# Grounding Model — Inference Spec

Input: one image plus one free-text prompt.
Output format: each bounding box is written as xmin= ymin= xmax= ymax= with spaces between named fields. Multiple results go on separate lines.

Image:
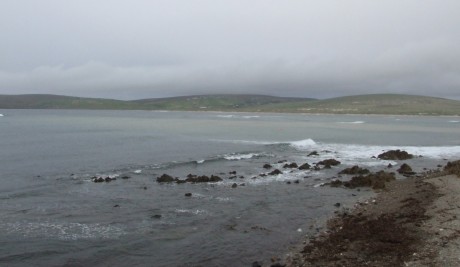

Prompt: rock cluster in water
xmin=330 ymin=171 xmax=396 ymax=189
xmin=377 ymin=149 xmax=414 ymax=160
xmin=156 ymin=173 xmax=223 ymax=184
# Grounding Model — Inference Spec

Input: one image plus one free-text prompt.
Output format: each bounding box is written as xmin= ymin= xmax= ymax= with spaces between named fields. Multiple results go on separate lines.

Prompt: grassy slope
xmin=1 ymin=93 xmax=459 ymax=115
xmin=246 ymin=94 xmax=460 ymax=115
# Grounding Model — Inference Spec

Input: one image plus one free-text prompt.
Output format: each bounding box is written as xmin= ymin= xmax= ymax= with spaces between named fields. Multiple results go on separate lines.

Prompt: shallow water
xmin=0 ymin=110 xmax=459 ymax=266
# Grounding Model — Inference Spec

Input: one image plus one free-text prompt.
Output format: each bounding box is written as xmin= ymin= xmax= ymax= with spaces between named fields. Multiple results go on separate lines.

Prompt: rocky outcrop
xmin=330 ymin=171 xmax=396 ymax=190
xmin=317 ymin=159 xmax=341 ymax=167
xmin=283 ymin=162 xmax=298 ymax=168
xmin=397 ymin=163 xmax=415 ymax=176
xmin=263 ymin=163 xmax=272 ymax=169
xmin=298 ymin=163 xmax=311 ymax=170
xmin=378 ymin=150 xmax=414 ymax=160
xmin=444 ymin=160 xmax=460 ymax=177
xmin=268 ymin=169 xmax=282 ymax=175
xmin=92 ymin=176 xmax=117 ymax=183
xmin=156 ymin=174 xmax=175 ymax=183
xmin=339 ymin=165 xmax=370 ymax=175
xmin=308 ymin=151 xmax=319 ymax=156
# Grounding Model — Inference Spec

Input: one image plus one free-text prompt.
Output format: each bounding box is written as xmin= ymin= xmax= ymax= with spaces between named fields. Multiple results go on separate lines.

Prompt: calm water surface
xmin=0 ymin=110 xmax=459 ymax=266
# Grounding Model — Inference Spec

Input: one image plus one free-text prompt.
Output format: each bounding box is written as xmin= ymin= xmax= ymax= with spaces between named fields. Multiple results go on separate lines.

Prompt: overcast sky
xmin=1 ymin=0 xmax=459 ymax=100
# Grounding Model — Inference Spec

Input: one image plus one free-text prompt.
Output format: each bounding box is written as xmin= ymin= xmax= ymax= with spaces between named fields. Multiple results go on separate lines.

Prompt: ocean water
xmin=0 ymin=110 xmax=459 ymax=266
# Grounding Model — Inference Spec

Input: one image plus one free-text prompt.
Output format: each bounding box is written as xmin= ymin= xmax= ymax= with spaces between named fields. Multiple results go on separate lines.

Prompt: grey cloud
xmin=1 ymin=0 xmax=459 ymax=99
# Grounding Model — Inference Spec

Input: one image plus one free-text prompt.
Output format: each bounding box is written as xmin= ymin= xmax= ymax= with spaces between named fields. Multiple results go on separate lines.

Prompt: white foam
xmin=175 ymin=209 xmax=208 ymax=215
xmin=216 ymin=115 xmax=234 ymax=118
xmin=241 ymin=115 xmax=260 ymax=119
xmin=337 ymin=121 xmax=365 ymax=124
xmin=133 ymin=170 xmax=142 ymax=174
xmin=0 ymin=114 xmax=4 ymax=117
xmin=3 ymin=222 xmax=125 ymax=240
xmin=224 ymin=153 xmax=259 ymax=160
xmin=449 ymin=120 xmax=459 ymax=123
xmin=289 ymin=139 xmax=317 ymax=149
xmin=196 ymin=159 xmax=205 ymax=164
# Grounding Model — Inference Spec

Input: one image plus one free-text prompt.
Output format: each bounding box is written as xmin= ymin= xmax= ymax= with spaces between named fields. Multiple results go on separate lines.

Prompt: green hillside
xmin=1 ymin=93 xmax=459 ymax=115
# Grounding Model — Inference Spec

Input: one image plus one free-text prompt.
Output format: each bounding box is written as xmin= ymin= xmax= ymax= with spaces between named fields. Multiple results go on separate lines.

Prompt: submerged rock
xmin=317 ymin=159 xmax=341 ymax=166
xmin=378 ymin=150 xmax=414 ymax=160
xmin=339 ymin=165 xmax=370 ymax=175
xmin=308 ymin=151 xmax=319 ymax=156
xmin=185 ymin=193 xmax=192 ymax=197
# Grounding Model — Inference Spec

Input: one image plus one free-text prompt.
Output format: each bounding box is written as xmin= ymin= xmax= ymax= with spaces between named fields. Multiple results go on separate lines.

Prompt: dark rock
xmin=175 ymin=179 xmax=187 ymax=184
xmin=397 ymin=163 xmax=415 ymax=175
xmin=113 ymin=204 xmax=120 ymax=208
xmin=268 ymin=169 xmax=282 ymax=175
xmin=231 ymin=183 xmax=238 ymax=188
xmin=277 ymin=160 xmax=287 ymax=163
xmin=185 ymin=193 xmax=192 ymax=197
xmin=259 ymin=173 xmax=267 ymax=177
xmin=229 ymin=176 xmax=236 ymax=179
xmin=388 ymin=163 xmax=393 ymax=168
xmin=444 ymin=160 xmax=460 ymax=177
xmin=185 ymin=175 xmax=223 ymax=183
xmin=343 ymin=171 xmax=396 ymax=189
xmin=298 ymin=163 xmax=311 ymax=170
xmin=156 ymin=174 xmax=175 ymax=183
xmin=105 ymin=177 xmax=114 ymax=182
xmin=317 ymin=159 xmax=341 ymax=166
xmin=323 ymin=164 xmax=332 ymax=169
xmin=286 ymin=181 xmax=291 ymax=184
xmin=334 ymin=202 xmax=341 ymax=207
xmin=210 ymin=175 xmax=222 ymax=182
xmin=229 ymin=171 xmax=237 ymax=175
xmin=329 ymin=180 xmax=343 ymax=187
xmin=308 ymin=151 xmax=319 ymax=156
xmin=270 ymin=263 xmax=286 ymax=267
xmin=283 ymin=162 xmax=298 ymax=168
xmin=378 ymin=150 xmax=414 ymax=160
xmin=143 ymin=186 xmax=147 ymax=190
xmin=263 ymin=163 xmax=272 ymax=169
xmin=294 ymin=180 xmax=300 ymax=184
xmin=339 ymin=165 xmax=370 ymax=175
xmin=121 ymin=175 xmax=131 ymax=179
xmin=252 ymin=261 xmax=262 ymax=267
xmin=313 ymin=166 xmax=321 ymax=171
xmin=151 ymin=214 xmax=162 ymax=219
xmin=239 ymin=176 xmax=245 ymax=179
xmin=239 ymin=183 xmax=245 ymax=186
xmin=93 ymin=177 xmax=105 ymax=183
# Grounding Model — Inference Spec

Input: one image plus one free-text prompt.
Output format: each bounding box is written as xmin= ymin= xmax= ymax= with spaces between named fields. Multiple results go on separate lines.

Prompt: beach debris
xmin=298 ymin=163 xmax=311 ymax=170
xmin=339 ymin=165 xmax=370 ymax=175
xmin=378 ymin=149 xmax=414 ymax=160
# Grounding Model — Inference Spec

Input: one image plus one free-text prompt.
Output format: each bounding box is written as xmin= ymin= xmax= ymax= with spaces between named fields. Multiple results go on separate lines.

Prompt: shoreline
xmin=280 ymin=165 xmax=460 ymax=267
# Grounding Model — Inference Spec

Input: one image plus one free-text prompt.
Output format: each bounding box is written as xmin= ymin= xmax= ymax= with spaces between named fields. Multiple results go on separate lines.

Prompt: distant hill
xmin=1 ymin=93 xmax=459 ymax=115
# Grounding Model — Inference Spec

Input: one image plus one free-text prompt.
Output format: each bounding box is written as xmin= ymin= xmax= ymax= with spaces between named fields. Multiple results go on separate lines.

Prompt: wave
xmin=0 ymin=114 xmax=4 ymax=117
xmin=337 ymin=121 xmax=365 ymax=124
xmin=448 ymin=120 xmax=459 ymax=123
xmin=223 ymin=153 xmax=260 ymax=160
xmin=215 ymin=115 xmax=260 ymax=119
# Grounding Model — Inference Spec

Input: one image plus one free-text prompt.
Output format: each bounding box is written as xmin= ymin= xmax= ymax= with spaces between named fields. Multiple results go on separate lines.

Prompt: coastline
xmin=281 ymin=166 xmax=460 ymax=267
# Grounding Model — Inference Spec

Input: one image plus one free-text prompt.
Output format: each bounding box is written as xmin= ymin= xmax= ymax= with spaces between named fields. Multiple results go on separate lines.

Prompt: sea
xmin=0 ymin=109 xmax=459 ymax=267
